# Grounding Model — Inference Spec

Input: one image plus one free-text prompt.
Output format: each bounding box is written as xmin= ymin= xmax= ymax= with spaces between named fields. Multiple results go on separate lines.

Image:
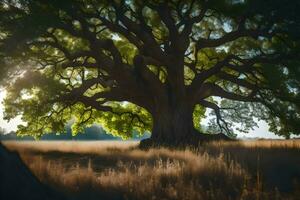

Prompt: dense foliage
xmin=0 ymin=0 xmax=299 ymax=140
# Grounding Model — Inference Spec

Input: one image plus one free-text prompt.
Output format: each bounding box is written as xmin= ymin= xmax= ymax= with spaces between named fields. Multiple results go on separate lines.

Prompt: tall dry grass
xmin=3 ymin=140 xmax=300 ymax=200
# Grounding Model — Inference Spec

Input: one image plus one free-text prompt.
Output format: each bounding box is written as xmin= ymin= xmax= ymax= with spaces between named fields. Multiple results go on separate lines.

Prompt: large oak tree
xmin=0 ymin=0 xmax=299 ymax=146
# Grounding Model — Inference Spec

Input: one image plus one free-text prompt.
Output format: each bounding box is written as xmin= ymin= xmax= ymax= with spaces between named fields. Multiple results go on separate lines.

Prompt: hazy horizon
xmin=0 ymin=90 xmax=283 ymax=139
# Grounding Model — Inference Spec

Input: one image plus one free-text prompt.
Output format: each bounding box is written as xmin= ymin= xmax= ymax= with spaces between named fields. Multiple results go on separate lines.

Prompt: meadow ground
xmin=2 ymin=140 xmax=300 ymax=200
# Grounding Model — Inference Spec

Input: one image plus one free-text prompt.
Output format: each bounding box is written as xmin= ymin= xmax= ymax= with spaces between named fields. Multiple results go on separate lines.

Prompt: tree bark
xmin=139 ymin=101 xmax=234 ymax=148
xmin=140 ymin=102 xmax=205 ymax=148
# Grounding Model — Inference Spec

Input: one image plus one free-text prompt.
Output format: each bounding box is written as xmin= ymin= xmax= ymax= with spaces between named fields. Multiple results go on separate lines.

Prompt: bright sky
xmin=0 ymin=90 xmax=283 ymax=138
xmin=0 ymin=90 xmax=24 ymax=132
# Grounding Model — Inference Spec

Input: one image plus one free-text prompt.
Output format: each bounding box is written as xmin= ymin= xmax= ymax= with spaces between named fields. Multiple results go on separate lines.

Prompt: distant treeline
xmin=0 ymin=125 xmax=150 ymax=141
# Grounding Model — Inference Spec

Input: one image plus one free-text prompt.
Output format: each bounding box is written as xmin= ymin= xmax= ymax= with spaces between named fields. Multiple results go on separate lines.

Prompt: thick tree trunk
xmin=140 ymin=103 xmax=205 ymax=148
xmin=152 ymin=106 xmax=196 ymax=143
xmin=139 ymin=103 xmax=233 ymax=149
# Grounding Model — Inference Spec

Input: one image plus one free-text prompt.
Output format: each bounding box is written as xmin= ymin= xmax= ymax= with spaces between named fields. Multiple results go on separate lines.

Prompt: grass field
xmin=3 ymin=140 xmax=300 ymax=200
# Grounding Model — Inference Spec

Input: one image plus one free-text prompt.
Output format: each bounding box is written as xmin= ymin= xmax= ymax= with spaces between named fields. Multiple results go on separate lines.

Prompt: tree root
xmin=139 ymin=132 xmax=234 ymax=149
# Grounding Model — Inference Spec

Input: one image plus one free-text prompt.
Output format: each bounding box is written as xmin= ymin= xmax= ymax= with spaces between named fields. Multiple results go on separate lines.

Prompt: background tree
xmin=0 ymin=127 xmax=6 ymax=135
xmin=0 ymin=0 xmax=299 ymax=145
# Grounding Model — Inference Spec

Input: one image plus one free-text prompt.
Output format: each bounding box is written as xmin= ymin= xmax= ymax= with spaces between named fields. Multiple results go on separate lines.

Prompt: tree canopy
xmin=0 ymin=0 xmax=299 ymax=142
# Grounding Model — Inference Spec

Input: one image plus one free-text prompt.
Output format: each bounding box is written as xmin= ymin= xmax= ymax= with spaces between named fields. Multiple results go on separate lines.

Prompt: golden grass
xmin=3 ymin=141 xmax=139 ymax=154
xmin=3 ymin=140 xmax=300 ymax=200
xmin=207 ymin=139 xmax=300 ymax=149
